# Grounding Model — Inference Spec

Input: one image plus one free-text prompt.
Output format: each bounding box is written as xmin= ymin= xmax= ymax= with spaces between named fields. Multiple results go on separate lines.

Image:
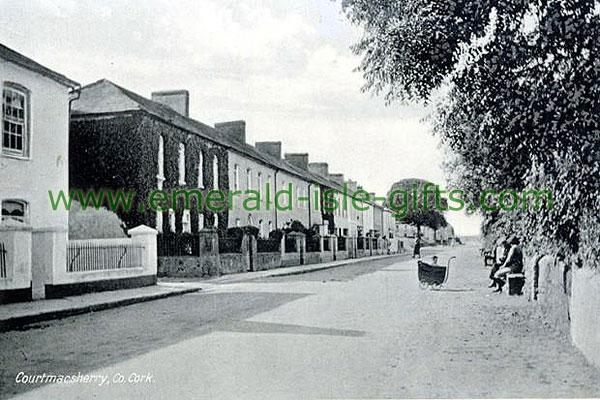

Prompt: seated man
xmin=431 ymin=255 xmax=440 ymax=266
xmin=489 ymin=239 xmax=509 ymax=288
xmin=493 ymin=236 xmax=523 ymax=292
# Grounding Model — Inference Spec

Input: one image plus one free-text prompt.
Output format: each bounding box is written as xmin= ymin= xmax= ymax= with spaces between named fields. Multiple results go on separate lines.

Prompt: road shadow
xmin=222 ymin=320 xmax=366 ymax=337
xmin=0 ymin=291 xmax=309 ymax=398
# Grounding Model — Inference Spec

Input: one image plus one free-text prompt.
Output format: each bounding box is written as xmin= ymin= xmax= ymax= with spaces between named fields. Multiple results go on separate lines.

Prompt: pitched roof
xmin=0 ymin=43 xmax=79 ymax=88
xmin=72 ymin=79 xmax=343 ymax=190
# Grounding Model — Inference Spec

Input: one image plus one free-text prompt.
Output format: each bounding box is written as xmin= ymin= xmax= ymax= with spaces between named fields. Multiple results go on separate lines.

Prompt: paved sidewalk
xmin=0 ymin=284 xmax=200 ymax=332
xmin=0 ymin=253 xmax=405 ymax=332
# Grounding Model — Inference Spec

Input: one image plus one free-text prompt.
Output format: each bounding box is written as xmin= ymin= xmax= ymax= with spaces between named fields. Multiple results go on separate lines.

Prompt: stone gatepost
xmin=129 ymin=225 xmax=158 ymax=276
xmin=198 ymin=228 xmax=220 ymax=276
xmin=0 ymin=221 xmax=33 ymax=302
xmin=31 ymin=227 xmax=67 ymax=300
xmin=247 ymin=234 xmax=257 ymax=272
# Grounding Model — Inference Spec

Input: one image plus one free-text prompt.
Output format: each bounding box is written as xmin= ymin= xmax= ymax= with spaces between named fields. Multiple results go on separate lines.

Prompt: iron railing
xmin=257 ymin=239 xmax=280 ymax=253
xmin=158 ymin=234 xmax=200 ymax=256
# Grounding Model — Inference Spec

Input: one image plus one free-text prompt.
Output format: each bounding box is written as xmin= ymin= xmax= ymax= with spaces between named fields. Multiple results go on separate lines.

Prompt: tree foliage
xmin=386 ymin=178 xmax=448 ymax=233
xmin=342 ymin=0 xmax=600 ymax=267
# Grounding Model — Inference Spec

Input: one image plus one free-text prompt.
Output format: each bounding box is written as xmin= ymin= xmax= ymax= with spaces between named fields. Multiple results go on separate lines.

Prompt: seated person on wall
xmin=492 ymin=236 xmax=523 ymax=293
xmin=431 ymin=255 xmax=440 ymax=266
xmin=488 ymin=238 xmax=510 ymax=289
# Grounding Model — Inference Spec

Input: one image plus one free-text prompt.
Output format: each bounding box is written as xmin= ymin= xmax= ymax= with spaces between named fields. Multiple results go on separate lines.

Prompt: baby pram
xmin=418 ymin=256 xmax=456 ymax=289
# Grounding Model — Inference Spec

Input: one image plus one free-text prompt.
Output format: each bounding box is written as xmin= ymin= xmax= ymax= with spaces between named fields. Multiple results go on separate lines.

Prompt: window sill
xmin=1 ymin=152 xmax=31 ymax=161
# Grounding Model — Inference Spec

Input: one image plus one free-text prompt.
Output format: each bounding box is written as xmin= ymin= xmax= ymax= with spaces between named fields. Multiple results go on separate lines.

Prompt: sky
xmin=0 ymin=0 xmax=481 ymax=236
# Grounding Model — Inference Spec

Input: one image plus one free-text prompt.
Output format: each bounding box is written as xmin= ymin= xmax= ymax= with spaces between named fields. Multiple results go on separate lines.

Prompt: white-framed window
xmin=213 ymin=155 xmax=219 ymax=189
xmin=168 ymin=209 xmax=176 ymax=232
xmin=268 ymin=221 xmax=273 ymax=233
xmin=214 ymin=213 xmax=219 ymax=228
xmin=157 ymin=135 xmax=165 ymax=179
xmin=234 ymin=164 xmax=239 ymax=190
xmin=2 ymin=84 xmax=29 ymax=158
xmin=257 ymin=172 xmax=262 ymax=199
xmin=182 ymin=209 xmax=191 ymax=233
xmin=246 ymin=168 xmax=252 ymax=190
xmin=178 ymin=143 xmax=186 ymax=185
xmin=248 ymin=214 xmax=253 ymax=226
xmin=198 ymin=213 xmax=204 ymax=231
xmin=156 ymin=210 xmax=163 ymax=232
xmin=1 ymin=199 xmax=28 ymax=224
xmin=259 ymin=219 xmax=264 ymax=237
xmin=198 ymin=151 xmax=204 ymax=188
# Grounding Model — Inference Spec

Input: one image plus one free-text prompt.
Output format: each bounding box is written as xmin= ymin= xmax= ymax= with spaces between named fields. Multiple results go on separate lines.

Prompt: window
xmin=213 ymin=156 xmax=219 ymax=189
xmin=259 ymin=219 xmax=264 ymax=238
xmin=198 ymin=151 xmax=204 ymax=188
xmin=235 ymin=218 xmax=241 ymax=227
xmin=248 ymin=214 xmax=253 ymax=226
xmin=182 ymin=210 xmax=191 ymax=233
xmin=168 ymin=209 xmax=176 ymax=232
xmin=178 ymin=143 xmax=186 ymax=185
xmin=2 ymin=85 xmax=29 ymax=157
xmin=213 ymin=213 xmax=219 ymax=228
xmin=198 ymin=213 xmax=204 ymax=231
xmin=234 ymin=164 xmax=239 ymax=190
xmin=158 ymin=136 xmax=165 ymax=179
xmin=266 ymin=175 xmax=272 ymax=203
xmin=246 ymin=168 xmax=252 ymax=190
xmin=257 ymin=172 xmax=262 ymax=199
xmin=1 ymin=199 xmax=28 ymax=224
xmin=156 ymin=210 xmax=163 ymax=232
xmin=268 ymin=221 xmax=273 ymax=233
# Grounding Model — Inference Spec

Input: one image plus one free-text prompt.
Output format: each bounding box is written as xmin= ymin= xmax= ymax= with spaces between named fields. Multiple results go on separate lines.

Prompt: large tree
xmin=342 ymin=0 xmax=600 ymax=266
xmin=386 ymin=178 xmax=448 ymax=237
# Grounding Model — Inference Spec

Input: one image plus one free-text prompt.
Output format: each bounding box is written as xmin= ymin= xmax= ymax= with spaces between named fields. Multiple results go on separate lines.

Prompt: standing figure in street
xmin=413 ymin=236 xmax=422 ymax=259
xmin=493 ymin=236 xmax=523 ymax=292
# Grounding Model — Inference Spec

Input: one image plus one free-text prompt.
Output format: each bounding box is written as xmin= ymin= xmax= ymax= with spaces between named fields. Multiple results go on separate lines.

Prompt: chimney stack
xmin=151 ymin=90 xmax=189 ymax=117
xmin=284 ymin=153 xmax=309 ymax=170
xmin=256 ymin=141 xmax=282 ymax=159
xmin=215 ymin=120 xmax=246 ymax=143
xmin=346 ymin=180 xmax=358 ymax=192
xmin=329 ymin=173 xmax=344 ymax=187
xmin=308 ymin=162 xmax=329 ymax=178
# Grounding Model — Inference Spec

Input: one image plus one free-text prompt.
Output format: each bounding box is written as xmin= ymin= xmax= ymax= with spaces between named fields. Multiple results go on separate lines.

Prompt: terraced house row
xmin=0 ymin=43 xmax=455 ymax=303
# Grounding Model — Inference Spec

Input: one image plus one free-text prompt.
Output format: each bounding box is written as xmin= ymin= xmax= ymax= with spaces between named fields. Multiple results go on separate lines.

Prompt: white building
xmin=0 ymin=43 xmax=79 ymax=303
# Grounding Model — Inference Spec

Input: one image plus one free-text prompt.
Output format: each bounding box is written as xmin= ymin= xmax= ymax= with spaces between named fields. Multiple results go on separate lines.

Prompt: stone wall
xmin=570 ymin=268 xmax=600 ymax=369
xmin=255 ymin=252 xmax=281 ymax=271
xmin=220 ymin=253 xmax=248 ymax=275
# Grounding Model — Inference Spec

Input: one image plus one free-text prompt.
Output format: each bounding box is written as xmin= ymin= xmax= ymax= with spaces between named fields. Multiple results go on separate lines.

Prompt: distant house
xmin=0 ymin=43 xmax=79 ymax=303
